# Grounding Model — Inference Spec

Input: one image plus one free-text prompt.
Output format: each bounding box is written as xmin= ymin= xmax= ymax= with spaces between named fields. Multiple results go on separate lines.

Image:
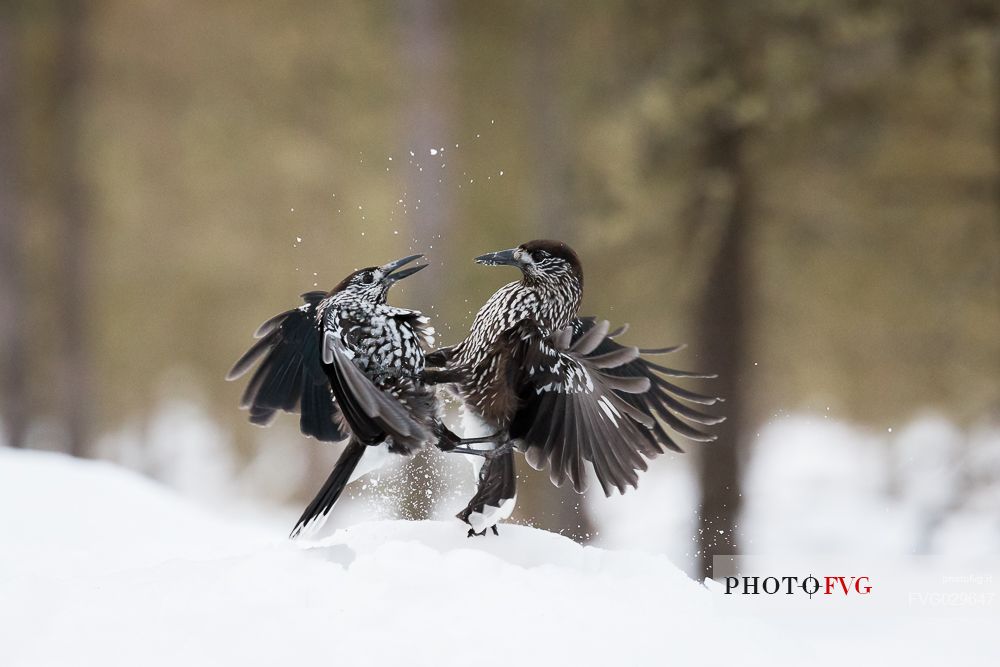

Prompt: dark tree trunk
xmin=0 ymin=8 xmax=29 ymax=449
xmin=694 ymin=122 xmax=751 ymax=581
xmin=692 ymin=3 xmax=760 ymax=581
xmin=53 ymin=0 xmax=92 ymax=458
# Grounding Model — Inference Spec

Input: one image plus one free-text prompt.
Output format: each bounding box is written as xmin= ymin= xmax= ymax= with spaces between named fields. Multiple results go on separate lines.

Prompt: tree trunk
xmin=0 ymin=8 xmax=29 ymax=449
xmin=995 ymin=19 xmax=1000 ymax=240
xmin=694 ymin=121 xmax=751 ymax=580
xmin=510 ymin=3 xmax=596 ymax=543
xmin=526 ymin=3 xmax=571 ymax=240
xmin=692 ymin=3 xmax=760 ymax=582
xmin=53 ymin=0 xmax=92 ymax=458
xmin=396 ymin=0 xmax=454 ymax=519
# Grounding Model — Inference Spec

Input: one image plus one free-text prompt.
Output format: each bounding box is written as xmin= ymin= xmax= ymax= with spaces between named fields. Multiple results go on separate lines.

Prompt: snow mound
xmin=1 ymin=449 xmax=995 ymax=666
xmin=0 ymin=449 xmax=715 ymax=666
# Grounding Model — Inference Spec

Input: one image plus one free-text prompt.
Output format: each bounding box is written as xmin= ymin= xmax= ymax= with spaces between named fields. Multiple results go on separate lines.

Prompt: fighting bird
xmin=227 ymin=254 xmax=487 ymax=537
xmin=425 ymin=240 xmax=723 ymax=535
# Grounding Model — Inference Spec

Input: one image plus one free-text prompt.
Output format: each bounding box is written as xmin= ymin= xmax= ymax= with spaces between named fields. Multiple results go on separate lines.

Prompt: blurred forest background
xmin=1 ymin=0 xmax=998 ymax=579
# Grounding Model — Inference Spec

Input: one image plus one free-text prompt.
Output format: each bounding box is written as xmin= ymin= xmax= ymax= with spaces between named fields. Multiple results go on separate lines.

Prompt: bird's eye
xmin=362 ymin=272 xmax=375 ymax=285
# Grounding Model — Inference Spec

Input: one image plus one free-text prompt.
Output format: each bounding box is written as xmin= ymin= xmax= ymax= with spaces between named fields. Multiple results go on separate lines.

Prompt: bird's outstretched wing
xmin=505 ymin=317 xmax=723 ymax=496
xmin=321 ymin=332 xmax=433 ymax=453
xmin=227 ymin=292 xmax=346 ymax=442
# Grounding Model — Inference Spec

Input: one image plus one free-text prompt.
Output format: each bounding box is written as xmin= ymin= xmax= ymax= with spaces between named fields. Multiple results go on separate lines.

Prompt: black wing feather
xmin=227 ymin=293 xmax=346 ymax=442
xmin=321 ymin=332 xmax=431 ymax=453
xmin=290 ymin=438 xmax=366 ymax=539
xmin=506 ymin=317 xmax=723 ymax=496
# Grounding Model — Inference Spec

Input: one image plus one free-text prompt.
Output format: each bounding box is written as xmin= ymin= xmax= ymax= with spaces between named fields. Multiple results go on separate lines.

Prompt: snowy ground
xmin=591 ymin=413 xmax=1000 ymax=567
xmin=2 ymin=447 xmax=997 ymax=666
xmin=85 ymin=402 xmax=1000 ymax=569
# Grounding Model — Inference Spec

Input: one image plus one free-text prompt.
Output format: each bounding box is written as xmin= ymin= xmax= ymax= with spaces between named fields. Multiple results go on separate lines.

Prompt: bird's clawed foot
xmin=467 ymin=525 xmax=501 ymax=538
xmin=432 ymin=423 xmax=504 ymax=453
xmin=450 ymin=440 xmax=513 ymax=460
xmin=458 ymin=433 xmax=503 ymax=445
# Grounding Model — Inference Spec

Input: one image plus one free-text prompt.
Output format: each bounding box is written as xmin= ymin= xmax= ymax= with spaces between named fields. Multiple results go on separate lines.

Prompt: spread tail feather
xmin=290 ymin=439 xmax=366 ymax=539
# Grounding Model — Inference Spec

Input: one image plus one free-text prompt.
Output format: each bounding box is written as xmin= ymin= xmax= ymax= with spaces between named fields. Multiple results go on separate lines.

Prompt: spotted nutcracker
xmin=425 ymin=240 xmax=723 ymax=535
xmin=228 ymin=254 xmax=493 ymax=537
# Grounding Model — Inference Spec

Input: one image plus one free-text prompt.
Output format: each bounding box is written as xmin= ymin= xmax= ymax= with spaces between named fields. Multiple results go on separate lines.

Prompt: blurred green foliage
xmin=3 ymin=0 xmax=998 ymax=458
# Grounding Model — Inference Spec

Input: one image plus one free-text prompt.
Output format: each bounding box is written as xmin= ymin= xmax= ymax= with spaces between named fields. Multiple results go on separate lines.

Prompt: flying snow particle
xmin=295 ymin=237 xmax=302 ymax=243
xmin=430 ymin=148 xmax=438 ymax=156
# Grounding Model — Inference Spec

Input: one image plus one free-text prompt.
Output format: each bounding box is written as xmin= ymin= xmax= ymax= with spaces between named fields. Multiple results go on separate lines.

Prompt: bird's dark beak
xmin=382 ymin=254 xmax=427 ymax=283
xmin=474 ymin=248 xmax=520 ymax=267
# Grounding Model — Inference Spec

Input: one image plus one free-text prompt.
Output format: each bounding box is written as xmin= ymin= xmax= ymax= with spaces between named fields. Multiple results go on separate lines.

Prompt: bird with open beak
xmin=228 ymin=254 xmax=496 ymax=537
